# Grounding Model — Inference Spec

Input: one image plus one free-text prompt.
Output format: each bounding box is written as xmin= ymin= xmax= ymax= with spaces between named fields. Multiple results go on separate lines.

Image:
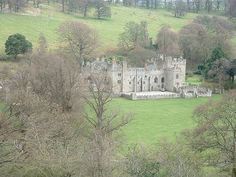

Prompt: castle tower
xmin=164 ymin=57 xmax=186 ymax=92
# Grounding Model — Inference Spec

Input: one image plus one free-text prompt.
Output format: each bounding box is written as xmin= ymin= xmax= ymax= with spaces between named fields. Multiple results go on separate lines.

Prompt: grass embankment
xmin=110 ymin=95 xmax=220 ymax=146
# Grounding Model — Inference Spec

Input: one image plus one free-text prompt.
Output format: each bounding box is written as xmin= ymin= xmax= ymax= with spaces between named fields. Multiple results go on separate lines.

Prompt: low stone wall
xmin=122 ymin=92 xmax=180 ymax=100
xmin=121 ymin=86 xmax=212 ymax=100
xmin=121 ymin=93 xmax=133 ymax=100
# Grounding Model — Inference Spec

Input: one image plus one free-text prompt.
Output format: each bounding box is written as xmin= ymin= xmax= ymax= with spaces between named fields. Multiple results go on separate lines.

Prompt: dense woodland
xmin=0 ymin=0 xmax=236 ymax=176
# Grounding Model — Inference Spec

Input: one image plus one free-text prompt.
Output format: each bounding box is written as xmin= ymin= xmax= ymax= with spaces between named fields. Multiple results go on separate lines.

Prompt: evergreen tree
xmin=5 ymin=33 xmax=32 ymax=58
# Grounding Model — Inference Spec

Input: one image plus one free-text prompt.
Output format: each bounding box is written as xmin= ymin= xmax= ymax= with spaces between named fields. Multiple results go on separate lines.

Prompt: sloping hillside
xmin=0 ymin=5 xmax=199 ymax=53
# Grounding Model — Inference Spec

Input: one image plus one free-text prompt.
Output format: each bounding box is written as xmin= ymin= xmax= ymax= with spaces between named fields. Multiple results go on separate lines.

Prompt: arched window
xmin=154 ymin=77 xmax=158 ymax=83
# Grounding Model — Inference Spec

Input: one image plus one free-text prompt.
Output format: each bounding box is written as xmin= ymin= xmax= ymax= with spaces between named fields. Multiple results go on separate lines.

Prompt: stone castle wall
xmin=82 ymin=56 xmax=187 ymax=95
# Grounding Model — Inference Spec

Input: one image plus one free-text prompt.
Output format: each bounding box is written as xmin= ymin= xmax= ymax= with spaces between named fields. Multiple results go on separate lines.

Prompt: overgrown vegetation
xmin=0 ymin=0 xmax=236 ymax=176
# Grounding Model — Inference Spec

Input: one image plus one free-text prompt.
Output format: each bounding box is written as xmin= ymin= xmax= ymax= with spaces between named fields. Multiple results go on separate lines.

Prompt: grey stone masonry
xmin=82 ymin=55 xmax=187 ymax=95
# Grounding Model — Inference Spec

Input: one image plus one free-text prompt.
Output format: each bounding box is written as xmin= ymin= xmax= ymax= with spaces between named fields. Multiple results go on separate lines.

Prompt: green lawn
xmin=186 ymin=75 xmax=202 ymax=85
xmin=110 ymin=95 xmax=220 ymax=147
xmin=0 ymin=5 xmax=198 ymax=53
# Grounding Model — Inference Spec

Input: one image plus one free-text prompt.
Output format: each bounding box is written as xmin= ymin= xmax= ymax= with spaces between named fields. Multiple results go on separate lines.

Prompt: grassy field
xmin=0 ymin=5 xmax=198 ymax=53
xmin=110 ymin=95 xmax=220 ymax=146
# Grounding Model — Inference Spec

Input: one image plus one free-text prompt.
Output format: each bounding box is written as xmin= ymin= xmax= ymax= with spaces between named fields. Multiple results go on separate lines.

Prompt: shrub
xmin=5 ymin=33 xmax=32 ymax=59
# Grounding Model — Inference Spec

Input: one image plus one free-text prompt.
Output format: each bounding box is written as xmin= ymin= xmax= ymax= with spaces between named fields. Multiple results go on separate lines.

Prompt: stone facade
xmin=82 ymin=55 xmax=186 ymax=95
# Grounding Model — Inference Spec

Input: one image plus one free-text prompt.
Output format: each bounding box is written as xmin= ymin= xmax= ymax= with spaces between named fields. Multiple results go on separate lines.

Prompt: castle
xmin=83 ymin=55 xmax=186 ymax=95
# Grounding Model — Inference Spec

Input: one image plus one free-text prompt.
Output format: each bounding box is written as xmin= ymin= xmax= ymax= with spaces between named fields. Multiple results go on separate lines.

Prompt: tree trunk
xmin=205 ymin=0 xmax=208 ymax=10
xmin=0 ymin=1 xmax=2 ymax=11
xmin=36 ymin=0 xmax=39 ymax=8
xmin=83 ymin=5 xmax=88 ymax=17
xmin=62 ymin=0 xmax=65 ymax=12
xmin=196 ymin=0 xmax=200 ymax=13
xmin=232 ymin=167 xmax=236 ymax=177
xmin=216 ymin=0 xmax=220 ymax=11
xmin=146 ymin=0 xmax=149 ymax=8
xmin=187 ymin=0 xmax=190 ymax=11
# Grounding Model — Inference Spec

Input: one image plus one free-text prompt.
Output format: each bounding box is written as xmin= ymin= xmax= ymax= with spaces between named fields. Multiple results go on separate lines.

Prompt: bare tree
xmin=180 ymin=16 xmax=234 ymax=68
xmin=37 ymin=33 xmax=48 ymax=54
xmin=28 ymin=53 xmax=81 ymax=112
xmin=193 ymin=16 xmax=234 ymax=45
xmin=156 ymin=25 xmax=181 ymax=58
xmin=173 ymin=0 xmax=187 ymax=17
xmin=3 ymin=89 xmax=84 ymax=176
xmin=188 ymin=90 xmax=236 ymax=177
xmin=0 ymin=112 xmax=24 ymax=168
xmin=179 ymin=23 xmax=212 ymax=65
xmin=125 ymin=145 xmax=160 ymax=177
xmin=119 ymin=21 xmax=149 ymax=50
xmin=158 ymin=140 xmax=204 ymax=177
xmin=193 ymin=0 xmax=201 ymax=13
xmin=79 ymin=0 xmax=90 ymax=17
xmin=58 ymin=21 xmax=98 ymax=66
xmin=0 ymin=54 xmax=85 ymax=176
xmin=33 ymin=0 xmax=42 ymax=8
xmin=6 ymin=0 xmax=25 ymax=12
xmin=228 ymin=0 xmax=236 ymax=17
xmin=0 ymin=0 xmax=5 ymax=11
xmin=208 ymin=58 xmax=230 ymax=94
xmin=61 ymin=0 xmax=65 ymax=12
xmin=82 ymin=72 xmax=131 ymax=177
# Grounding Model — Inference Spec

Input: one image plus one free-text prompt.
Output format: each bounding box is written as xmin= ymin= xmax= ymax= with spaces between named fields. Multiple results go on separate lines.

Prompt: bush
xmin=186 ymin=71 xmax=193 ymax=77
xmin=224 ymin=80 xmax=236 ymax=90
xmin=5 ymin=33 xmax=32 ymax=59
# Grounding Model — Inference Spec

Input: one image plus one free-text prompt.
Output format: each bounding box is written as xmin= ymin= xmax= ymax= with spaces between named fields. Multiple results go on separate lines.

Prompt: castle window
xmin=129 ymin=81 xmax=131 ymax=85
xmin=176 ymin=74 xmax=179 ymax=79
xmin=118 ymin=73 xmax=121 ymax=77
xmin=161 ymin=77 xmax=165 ymax=83
xmin=143 ymin=81 xmax=145 ymax=84
xmin=154 ymin=77 xmax=158 ymax=83
xmin=117 ymin=80 xmax=121 ymax=84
